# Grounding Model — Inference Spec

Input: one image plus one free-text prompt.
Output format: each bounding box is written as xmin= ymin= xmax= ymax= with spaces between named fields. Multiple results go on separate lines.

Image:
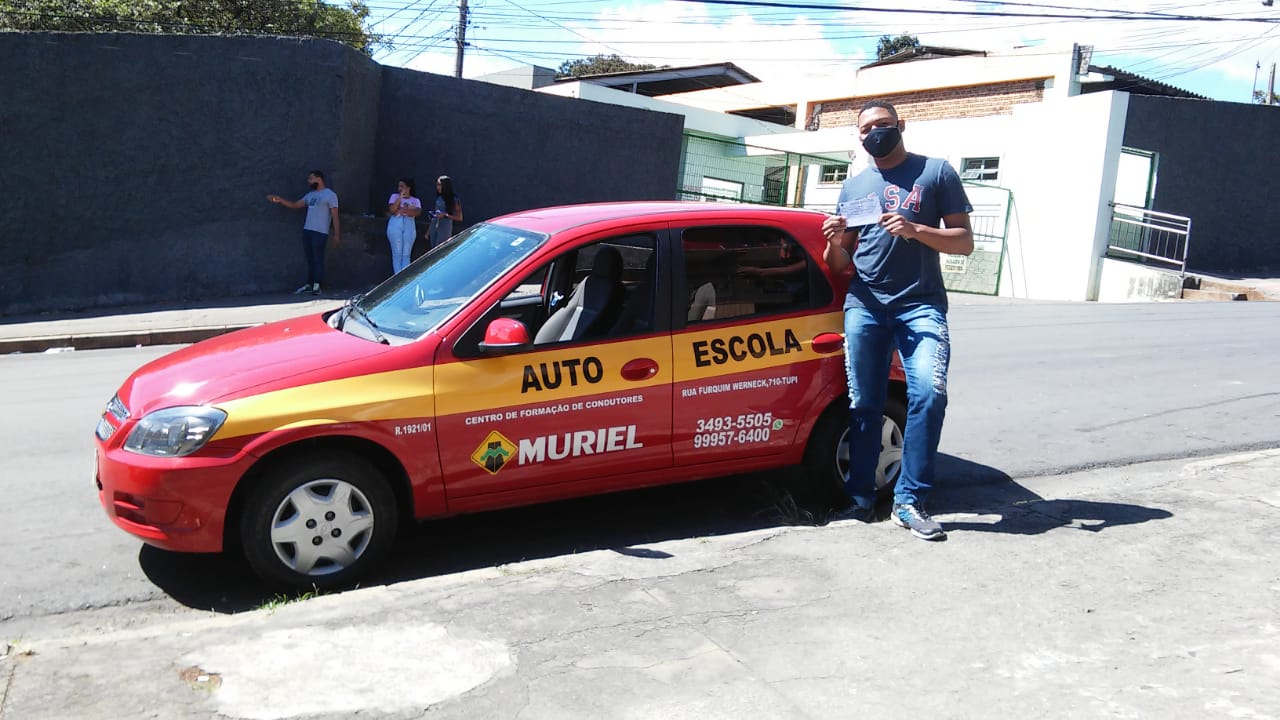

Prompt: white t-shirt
xmin=388 ymin=194 xmax=422 ymax=217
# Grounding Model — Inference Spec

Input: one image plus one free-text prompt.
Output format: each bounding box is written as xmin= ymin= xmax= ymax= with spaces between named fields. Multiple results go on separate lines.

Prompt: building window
xmin=960 ymin=157 xmax=999 ymax=182
xmin=819 ymin=164 xmax=849 ymax=184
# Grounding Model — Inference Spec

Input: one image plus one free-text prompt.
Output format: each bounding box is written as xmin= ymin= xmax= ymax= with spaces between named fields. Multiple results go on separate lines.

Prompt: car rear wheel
xmin=798 ymin=395 xmax=907 ymax=509
xmin=240 ymin=453 xmax=397 ymax=590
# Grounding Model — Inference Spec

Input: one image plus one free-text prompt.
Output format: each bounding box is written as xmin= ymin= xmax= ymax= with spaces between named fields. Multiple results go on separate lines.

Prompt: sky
xmin=359 ymin=0 xmax=1280 ymax=104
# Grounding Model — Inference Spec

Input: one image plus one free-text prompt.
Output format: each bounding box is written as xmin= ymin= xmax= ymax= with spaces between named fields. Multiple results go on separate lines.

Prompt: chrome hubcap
xmin=268 ymin=479 xmax=375 ymax=576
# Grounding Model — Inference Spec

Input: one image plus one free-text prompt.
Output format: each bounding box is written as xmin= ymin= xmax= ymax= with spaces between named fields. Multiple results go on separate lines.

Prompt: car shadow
xmin=138 ymin=469 xmax=821 ymax=613
xmin=138 ymin=453 xmax=1172 ymax=612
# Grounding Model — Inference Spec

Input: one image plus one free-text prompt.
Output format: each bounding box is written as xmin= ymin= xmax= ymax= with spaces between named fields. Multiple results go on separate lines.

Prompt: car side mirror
xmin=478 ymin=317 xmax=532 ymax=355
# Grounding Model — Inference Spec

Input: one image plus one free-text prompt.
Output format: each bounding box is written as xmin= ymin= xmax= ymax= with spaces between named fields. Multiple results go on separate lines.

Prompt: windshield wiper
xmin=341 ymin=293 xmax=388 ymax=345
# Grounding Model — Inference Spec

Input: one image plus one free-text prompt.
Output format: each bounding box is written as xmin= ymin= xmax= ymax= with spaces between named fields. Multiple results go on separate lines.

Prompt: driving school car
xmin=94 ymin=201 xmax=906 ymax=589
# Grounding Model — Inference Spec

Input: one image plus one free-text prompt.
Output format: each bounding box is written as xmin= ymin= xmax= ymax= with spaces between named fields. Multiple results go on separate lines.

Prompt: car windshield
xmin=346 ymin=222 xmax=548 ymax=343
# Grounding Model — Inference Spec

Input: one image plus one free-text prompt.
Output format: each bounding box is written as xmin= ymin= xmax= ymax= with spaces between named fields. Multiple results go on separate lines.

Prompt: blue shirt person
xmin=821 ymin=100 xmax=973 ymax=541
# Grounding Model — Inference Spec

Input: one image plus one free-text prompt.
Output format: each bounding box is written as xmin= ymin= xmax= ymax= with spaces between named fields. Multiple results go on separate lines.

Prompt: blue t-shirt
xmin=836 ymin=153 xmax=972 ymax=311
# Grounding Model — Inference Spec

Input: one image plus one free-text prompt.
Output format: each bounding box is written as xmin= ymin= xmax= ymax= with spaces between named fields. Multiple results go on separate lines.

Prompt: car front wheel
xmin=240 ymin=453 xmax=397 ymax=590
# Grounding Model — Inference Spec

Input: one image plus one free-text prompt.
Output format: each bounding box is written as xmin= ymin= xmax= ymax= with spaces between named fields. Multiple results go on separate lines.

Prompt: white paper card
xmin=837 ymin=195 xmax=882 ymax=226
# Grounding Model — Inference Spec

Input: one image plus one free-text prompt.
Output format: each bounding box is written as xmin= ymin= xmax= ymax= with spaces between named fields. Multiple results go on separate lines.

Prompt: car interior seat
xmin=535 ymin=246 xmax=626 ymax=343
xmin=610 ymin=252 xmax=656 ymax=334
xmin=687 ymin=281 xmax=716 ymax=322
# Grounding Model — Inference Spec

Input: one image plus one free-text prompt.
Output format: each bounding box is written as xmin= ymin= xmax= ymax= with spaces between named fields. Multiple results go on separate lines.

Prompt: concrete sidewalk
xmin=0 ymin=295 xmax=343 ymax=354
xmin=2 ymin=273 xmax=1277 ymax=355
xmin=3 ymin=449 xmax=1278 ymax=719
xmin=2 ymin=272 xmax=1269 ymax=353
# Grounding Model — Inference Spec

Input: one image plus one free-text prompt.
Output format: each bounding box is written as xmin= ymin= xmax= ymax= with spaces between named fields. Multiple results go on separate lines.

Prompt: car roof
xmin=488 ymin=201 xmax=827 ymax=236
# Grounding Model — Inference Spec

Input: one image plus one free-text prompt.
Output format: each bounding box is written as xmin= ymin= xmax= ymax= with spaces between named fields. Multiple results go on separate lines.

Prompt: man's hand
xmin=822 ymin=214 xmax=847 ymax=242
xmin=878 ymin=213 xmax=919 ymax=240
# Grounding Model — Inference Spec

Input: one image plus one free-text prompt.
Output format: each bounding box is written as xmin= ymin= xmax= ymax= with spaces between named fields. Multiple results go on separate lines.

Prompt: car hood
xmin=117 ymin=313 xmax=392 ymax=416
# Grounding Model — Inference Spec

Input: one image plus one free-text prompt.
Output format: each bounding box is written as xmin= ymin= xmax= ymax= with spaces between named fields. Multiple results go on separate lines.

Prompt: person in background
xmin=426 ymin=175 xmax=463 ymax=249
xmin=386 ymin=177 xmax=421 ymax=274
xmin=821 ymin=99 xmax=974 ymax=541
xmin=267 ymin=170 xmax=340 ymax=296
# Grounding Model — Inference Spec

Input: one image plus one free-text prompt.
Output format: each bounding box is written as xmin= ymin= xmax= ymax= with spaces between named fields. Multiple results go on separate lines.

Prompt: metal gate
xmin=940 ymin=183 xmax=1011 ymax=296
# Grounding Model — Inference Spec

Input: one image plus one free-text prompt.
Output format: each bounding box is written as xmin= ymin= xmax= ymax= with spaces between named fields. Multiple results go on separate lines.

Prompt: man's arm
xmin=821 ymin=215 xmax=858 ymax=272
xmin=329 ymin=206 xmax=341 ymax=245
xmin=267 ymin=194 xmax=305 ymax=209
xmin=879 ymin=211 xmax=974 ymax=256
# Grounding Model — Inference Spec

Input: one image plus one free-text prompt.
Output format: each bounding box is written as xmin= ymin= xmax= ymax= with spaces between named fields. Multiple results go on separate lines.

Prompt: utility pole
xmin=454 ymin=0 xmax=468 ymax=79
xmin=1268 ymin=62 xmax=1276 ymax=105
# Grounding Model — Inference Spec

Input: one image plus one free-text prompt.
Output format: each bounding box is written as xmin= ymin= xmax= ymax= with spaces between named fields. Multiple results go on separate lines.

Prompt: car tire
xmin=240 ymin=453 xmax=398 ymax=590
xmin=798 ymin=394 xmax=907 ymax=509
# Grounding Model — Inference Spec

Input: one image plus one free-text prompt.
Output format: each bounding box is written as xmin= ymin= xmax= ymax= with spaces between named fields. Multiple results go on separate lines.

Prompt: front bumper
xmin=94 ymin=442 xmax=254 ymax=553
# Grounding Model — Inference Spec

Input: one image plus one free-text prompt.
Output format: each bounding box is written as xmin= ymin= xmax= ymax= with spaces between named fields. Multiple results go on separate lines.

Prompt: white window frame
xmin=817 ymin=164 xmax=849 ymax=185
xmin=960 ymin=157 xmax=1000 ymax=182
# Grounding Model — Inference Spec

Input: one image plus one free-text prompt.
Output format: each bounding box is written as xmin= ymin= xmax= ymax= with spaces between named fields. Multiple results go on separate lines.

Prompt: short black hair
xmin=309 ymin=170 xmax=325 ymax=180
xmin=398 ymin=177 xmax=415 ymax=195
xmin=858 ymin=99 xmax=899 ymax=121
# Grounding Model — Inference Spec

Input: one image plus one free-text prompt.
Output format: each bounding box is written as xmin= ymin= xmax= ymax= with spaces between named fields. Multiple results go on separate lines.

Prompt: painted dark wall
xmin=1122 ymin=96 xmax=1280 ymax=274
xmin=0 ymin=33 xmax=684 ymax=316
xmin=369 ymin=67 xmax=684 ymax=239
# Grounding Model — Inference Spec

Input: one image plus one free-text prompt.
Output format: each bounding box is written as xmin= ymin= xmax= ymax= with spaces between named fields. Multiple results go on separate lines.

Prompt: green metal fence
xmin=676 ymin=132 xmax=839 ymax=206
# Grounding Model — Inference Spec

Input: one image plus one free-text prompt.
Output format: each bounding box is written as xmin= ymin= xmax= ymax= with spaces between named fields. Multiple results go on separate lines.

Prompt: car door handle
xmin=811 ymin=332 xmax=844 ymax=354
xmin=620 ymin=358 xmax=659 ymax=381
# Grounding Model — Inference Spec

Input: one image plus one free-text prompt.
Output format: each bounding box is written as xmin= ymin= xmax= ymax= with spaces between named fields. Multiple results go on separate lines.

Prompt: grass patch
xmin=257 ymin=588 xmax=323 ymax=613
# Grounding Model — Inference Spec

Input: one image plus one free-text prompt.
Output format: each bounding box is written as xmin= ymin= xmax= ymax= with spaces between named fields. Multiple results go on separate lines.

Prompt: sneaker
xmin=293 ymin=284 xmax=312 ymax=294
xmin=311 ymin=283 xmax=321 ymax=296
xmin=829 ymin=498 xmax=875 ymax=523
xmin=892 ymin=503 xmax=946 ymax=541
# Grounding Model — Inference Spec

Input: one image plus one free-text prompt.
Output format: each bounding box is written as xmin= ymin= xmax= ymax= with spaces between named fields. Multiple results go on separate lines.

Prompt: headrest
xmin=592 ymin=246 xmax=623 ymax=281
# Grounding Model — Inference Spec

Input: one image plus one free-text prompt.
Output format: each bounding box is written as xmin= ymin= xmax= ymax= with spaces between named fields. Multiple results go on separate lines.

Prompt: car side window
xmin=682 ymin=226 xmax=819 ymax=324
xmin=534 ymin=236 xmax=658 ymax=345
xmin=454 ymin=234 xmax=659 ymax=357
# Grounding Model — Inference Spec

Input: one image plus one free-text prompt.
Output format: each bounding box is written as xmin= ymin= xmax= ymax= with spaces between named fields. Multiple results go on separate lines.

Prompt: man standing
xmin=267 ymin=170 xmax=340 ymax=295
xmin=821 ymin=100 xmax=974 ymax=541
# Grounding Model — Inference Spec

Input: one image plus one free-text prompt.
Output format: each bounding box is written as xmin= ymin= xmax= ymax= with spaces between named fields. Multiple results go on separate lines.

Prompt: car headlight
xmin=123 ymin=406 xmax=227 ymax=457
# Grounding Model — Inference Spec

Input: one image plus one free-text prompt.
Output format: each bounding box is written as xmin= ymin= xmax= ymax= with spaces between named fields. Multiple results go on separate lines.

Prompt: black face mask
xmin=309 ymin=182 xmax=320 ymax=190
xmin=862 ymin=125 xmax=902 ymax=159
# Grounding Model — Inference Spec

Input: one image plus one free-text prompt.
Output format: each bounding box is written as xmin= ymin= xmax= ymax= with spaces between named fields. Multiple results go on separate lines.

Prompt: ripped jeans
xmin=842 ymin=303 xmax=950 ymax=508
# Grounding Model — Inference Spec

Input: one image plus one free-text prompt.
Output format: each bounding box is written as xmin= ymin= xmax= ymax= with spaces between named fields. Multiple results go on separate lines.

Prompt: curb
xmin=0 ymin=325 xmax=257 ymax=355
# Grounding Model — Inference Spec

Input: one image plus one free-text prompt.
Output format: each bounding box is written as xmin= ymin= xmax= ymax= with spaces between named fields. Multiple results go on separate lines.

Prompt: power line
xmin=669 ymin=0 xmax=1280 ymax=23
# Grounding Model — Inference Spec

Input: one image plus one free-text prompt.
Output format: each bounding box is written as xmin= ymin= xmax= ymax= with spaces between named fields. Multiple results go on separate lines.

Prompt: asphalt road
xmin=3 ymin=299 xmax=1279 ymax=630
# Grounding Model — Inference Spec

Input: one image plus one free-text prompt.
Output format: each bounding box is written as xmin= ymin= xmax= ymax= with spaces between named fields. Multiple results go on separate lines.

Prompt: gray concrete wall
xmin=0 ymin=33 xmax=684 ymax=316
xmin=1122 ymin=96 xmax=1280 ymax=274
xmin=370 ymin=67 xmax=684 ymax=245
xmin=0 ymin=32 xmax=378 ymax=315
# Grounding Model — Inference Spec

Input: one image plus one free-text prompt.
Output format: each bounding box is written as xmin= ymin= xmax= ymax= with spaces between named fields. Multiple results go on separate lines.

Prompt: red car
xmin=94 ymin=202 xmax=906 ymax=588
